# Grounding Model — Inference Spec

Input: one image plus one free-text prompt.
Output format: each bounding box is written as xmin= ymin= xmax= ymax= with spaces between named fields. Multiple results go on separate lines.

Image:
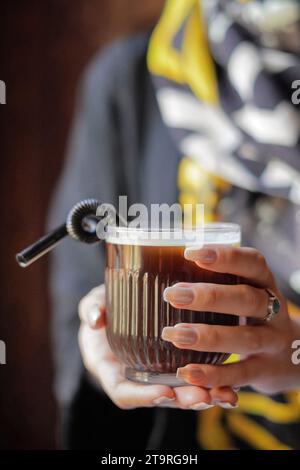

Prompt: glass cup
xmin=105 ymin=223 xmax=241 ymax=386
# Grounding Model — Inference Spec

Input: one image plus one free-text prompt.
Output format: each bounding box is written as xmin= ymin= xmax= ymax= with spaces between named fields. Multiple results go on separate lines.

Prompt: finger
xmin=113 ymin=382 xmax=176 ymax=409
xmin=184 ymin=246 xmax=275 ymax=288
xmin=164 ymin=282 xmax=270 ymax=318
xmin=209 ymin=387 xmax=238 ymax=409
xmin=79 ymin=324 xmax=176 ymax=410
xmin=97 ymin=359 xmax=176 ymax=409
xmin=78 ymin=285 xmax=106 ymax=329
xmin=162 ymin=322 xmax=281 ymax=355
xmin=173 ymin=386 xmax=213 ymax=410
xmin=177 ymin=359 xmax=259 ymax=388
xmin=173 ymin=385 xmax=238 ymax=410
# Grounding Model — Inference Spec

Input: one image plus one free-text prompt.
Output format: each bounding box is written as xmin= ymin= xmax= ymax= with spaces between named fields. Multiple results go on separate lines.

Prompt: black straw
xmin=16 ymin=224 xmax=68 ymax=268
xmin=16 ymin=199 xmax=101 ymax=268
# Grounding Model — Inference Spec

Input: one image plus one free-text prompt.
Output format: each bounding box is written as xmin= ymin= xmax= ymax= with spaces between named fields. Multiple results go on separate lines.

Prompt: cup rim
xmin=106 ymin=222 xmax=240 ymax=235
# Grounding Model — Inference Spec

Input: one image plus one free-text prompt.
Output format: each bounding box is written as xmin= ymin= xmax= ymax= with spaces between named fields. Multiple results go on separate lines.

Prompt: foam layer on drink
xmin=105 ymin=223 xmax=240 ymax=246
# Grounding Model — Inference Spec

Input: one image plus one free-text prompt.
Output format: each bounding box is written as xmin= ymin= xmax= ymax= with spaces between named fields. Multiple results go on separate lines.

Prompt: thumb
xmin=78 ymin=285 xmax=106 ymax=330
xmin=86 ymin=304 xmax=106 ymax=329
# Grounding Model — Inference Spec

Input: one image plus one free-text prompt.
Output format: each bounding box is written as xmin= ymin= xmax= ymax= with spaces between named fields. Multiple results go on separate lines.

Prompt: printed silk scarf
xmin=147 ymin=0 xmax=300 ymax=451
xmin=148 ymin=0 xmax=300 ymax=205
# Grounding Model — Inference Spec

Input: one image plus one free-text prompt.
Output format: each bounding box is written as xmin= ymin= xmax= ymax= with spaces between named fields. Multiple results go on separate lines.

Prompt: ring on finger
xmin=263 ymin=289 xmax=281 ymax=323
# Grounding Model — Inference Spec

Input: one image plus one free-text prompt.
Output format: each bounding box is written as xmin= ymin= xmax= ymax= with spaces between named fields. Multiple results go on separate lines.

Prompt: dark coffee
xmin=105 ymin=240 xmax=239 ymax=379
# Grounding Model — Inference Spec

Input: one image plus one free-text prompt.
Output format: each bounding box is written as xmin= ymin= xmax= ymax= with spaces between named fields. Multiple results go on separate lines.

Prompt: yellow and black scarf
xmin=148 ymin=0 xmax=300 ymax=450
xmin=148 ymin=0 xmax=300 ymax=208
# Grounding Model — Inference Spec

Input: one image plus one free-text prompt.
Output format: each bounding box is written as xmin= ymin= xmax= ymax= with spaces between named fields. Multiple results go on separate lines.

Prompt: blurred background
xmin=0 ymin=0 xmax=163 ymax=449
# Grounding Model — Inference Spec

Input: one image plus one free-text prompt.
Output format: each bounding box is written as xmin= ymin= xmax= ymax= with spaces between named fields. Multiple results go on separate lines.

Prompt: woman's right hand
xmin=78 ymin=284 xmax=238 ymax=410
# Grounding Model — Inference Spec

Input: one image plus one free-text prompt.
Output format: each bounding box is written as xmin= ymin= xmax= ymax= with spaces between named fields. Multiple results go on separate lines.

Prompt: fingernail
xmin=176 ymin=367 xmax=205 ymax=383
xmin=88 ymin=305 xmax=101 ymax=328
xmin=163 ymin=286 xmax=194 ymax=305
xmin=184 ymin=247 xmax=217 ymax=263
xmin=211 ymin=398 xmax=222 ymax=405
xmin=162 ymin=326 xmax=197 ymax=345
xmin=189 ymin=402 xmax=214 ymax=411
xmin=153 ymin=396 xmax=175 ymax=405
xmin=218 ymin=402 xmax=238 ymax=409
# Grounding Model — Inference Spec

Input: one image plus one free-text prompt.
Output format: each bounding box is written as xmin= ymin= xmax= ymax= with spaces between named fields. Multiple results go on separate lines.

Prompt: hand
xmin=162 ymin=246 xmax=300 ymax=395
xmin=78 ymin=285 xmax=238 ymax=410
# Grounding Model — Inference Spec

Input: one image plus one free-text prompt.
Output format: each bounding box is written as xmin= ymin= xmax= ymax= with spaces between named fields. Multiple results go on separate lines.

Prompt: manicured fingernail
xmin=219 ymin=402 xmax=238 ymax=409
xmin=176 ymin=367 xmax=205 ymax=383
xmin=189 ymin=402 xmax=214 ymax=411
xmin=184 ymin=247 xmax=217 ymax=263
xmin=88 ymin=305 xmax=101 ymax=328
xmin=163 ymin=286 xmax=194 ymax=305
xmin=211 ymin=398 xmax=222 ymax=405
xmin=153 ymin=396 xmax=175 ymax=405
xmin=162 ymin=326 xmax=197 ymax=345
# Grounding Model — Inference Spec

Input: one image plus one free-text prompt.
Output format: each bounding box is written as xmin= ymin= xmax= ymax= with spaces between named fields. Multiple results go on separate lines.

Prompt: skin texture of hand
xmin=78 ymin=285 xmax=238 ymax=410
xmin=162 ymin=246 xmax=300 ymax=395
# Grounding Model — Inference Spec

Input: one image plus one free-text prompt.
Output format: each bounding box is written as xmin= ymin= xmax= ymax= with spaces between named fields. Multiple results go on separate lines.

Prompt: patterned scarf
xmin=147 ymin=0 xmax=300 ymax=451
xmin=148 ymin=0 xmax=300 ymax=206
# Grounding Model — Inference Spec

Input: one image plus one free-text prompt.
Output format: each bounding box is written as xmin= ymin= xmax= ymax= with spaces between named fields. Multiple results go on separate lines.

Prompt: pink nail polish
xmin=153 ymin=396 xmax=175 ymax=405
xmin=189 ymin=402 xmax=214 ymax=411
xmin=219 ymin=402 xmax=238 ymax=409
xmin=185 ymin=247 xmax=217 ymax=263
xmin=176 ymin=367 xmax=205 ymax=383
xmin=162 ymin=326 xmax=197 ymax=345
xmin=163 ymin=286 xmax=194 ymax=305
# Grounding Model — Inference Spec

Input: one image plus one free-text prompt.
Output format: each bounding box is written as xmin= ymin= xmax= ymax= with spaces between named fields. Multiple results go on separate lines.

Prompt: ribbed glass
xmin=105 ymin=240 xmax=239 ymax=373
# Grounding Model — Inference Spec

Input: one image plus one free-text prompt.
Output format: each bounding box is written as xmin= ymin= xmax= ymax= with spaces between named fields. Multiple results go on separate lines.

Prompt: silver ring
xmin=263 ymin=289 xmax=281 ymax=323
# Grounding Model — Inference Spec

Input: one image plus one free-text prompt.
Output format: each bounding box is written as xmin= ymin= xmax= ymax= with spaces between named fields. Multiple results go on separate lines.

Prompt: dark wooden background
xmin=0 ymin=0 xmax=163 ymax=449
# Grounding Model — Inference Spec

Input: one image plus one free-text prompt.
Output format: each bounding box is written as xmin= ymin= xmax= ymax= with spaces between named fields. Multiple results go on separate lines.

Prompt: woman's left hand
xmin=162 ymin=246 xmax=300 ymax=395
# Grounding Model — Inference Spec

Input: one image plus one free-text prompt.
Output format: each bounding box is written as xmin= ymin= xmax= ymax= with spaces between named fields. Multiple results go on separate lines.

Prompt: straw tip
xmin=15 ymin=253 xmax=28 ymax=268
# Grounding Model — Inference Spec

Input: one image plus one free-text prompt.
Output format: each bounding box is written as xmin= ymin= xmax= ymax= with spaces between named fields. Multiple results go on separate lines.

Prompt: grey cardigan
xmin=48 ymin=32 xmax=178 ymax=406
